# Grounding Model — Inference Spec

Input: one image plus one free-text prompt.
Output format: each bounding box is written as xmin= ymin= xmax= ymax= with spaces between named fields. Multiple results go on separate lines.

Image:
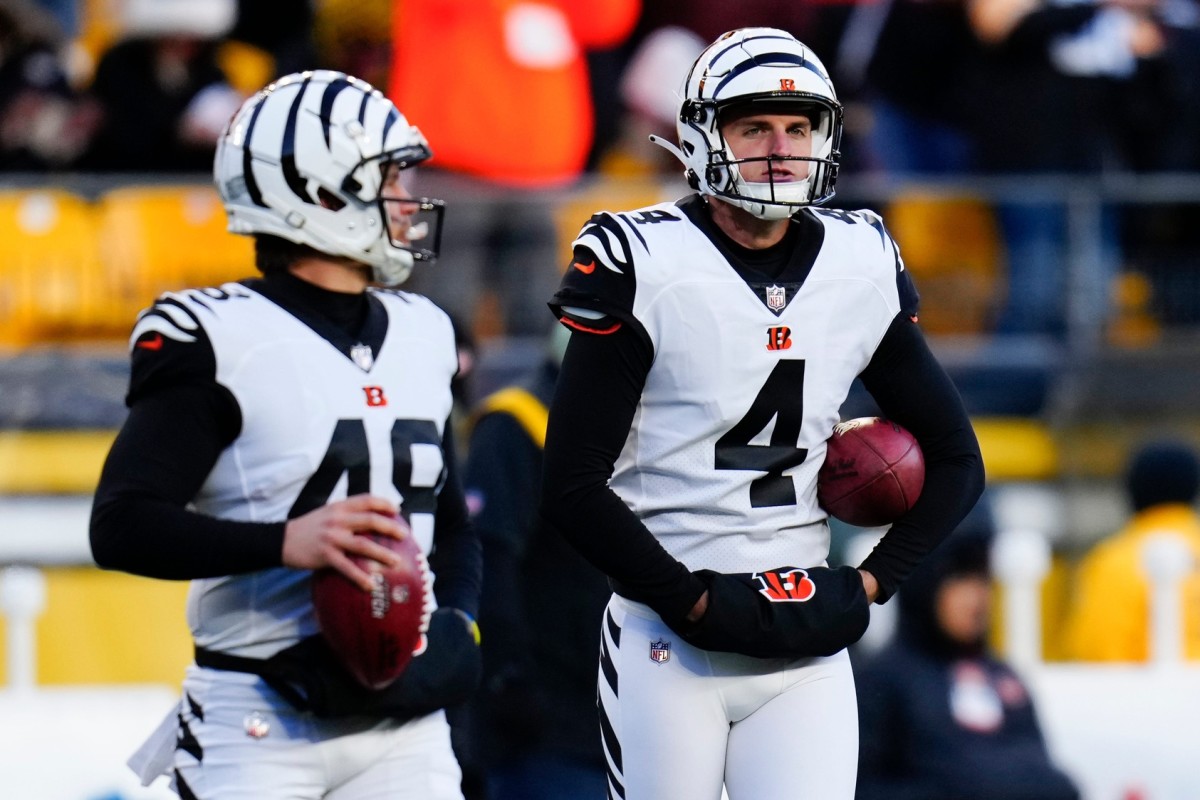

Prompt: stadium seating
xmin=0 ymin=191 xmax=114 ymax=345
xmin=95 ymin=184 xmax=254 ymax=315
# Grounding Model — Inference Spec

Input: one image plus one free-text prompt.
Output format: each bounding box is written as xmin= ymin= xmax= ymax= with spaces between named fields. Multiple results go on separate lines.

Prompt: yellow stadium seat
xmin=885 ymin=193 xmax=1003 ymax=335
xmin=0 ymin=190 xmax=120 ymax=345
xmin=96 ymin=185 xmax=255 ymax=315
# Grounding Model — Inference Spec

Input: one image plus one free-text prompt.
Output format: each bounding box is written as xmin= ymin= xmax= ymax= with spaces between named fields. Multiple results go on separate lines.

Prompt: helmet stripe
xmin=240 ymin=90 xmax=270 ymax=208
xmin=318 ymin=76 xmax=354 ymax=148
xmin=712 ymin=52 xmax=828 ymax=97
xmin=380 ymin=107 xmax=399 ymax=151
xmin=280 ymin=76 xmax=317 ymax=205
xmin=706 ymin=31 xmax=796 ymax=77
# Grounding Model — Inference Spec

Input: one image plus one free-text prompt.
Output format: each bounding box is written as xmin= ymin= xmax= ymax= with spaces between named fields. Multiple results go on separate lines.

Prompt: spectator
xmin=386 ymin=0 xmax=640 ymax=339
xmin=855 ymin=511 xmax=1081 ymax=800
xmin=81 ymin=0 xmax=243 ymax=172
xmin=0 ymin=0 xmax=98 ymax=170
xmin=834 ymin=0 xmax=982 ymax=175
xmin=456 ymin=326 xmax=612 ymax=800
xmin=228 ymin=0 xmax=317 ymax=78
xmin=962 ymin=0 xmax=1156 ymax=337
xmin=595 ymin=25 xmax=705 ymax=178
xmin=1062 ymin=440 xmax=1200 ymax=661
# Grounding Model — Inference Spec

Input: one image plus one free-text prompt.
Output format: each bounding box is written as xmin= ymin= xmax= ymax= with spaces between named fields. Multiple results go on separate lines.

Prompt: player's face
xmin=720 ymin=110 xmax=815 ymax=184
xmin=935 ymin=574 xmax=991 ymax=646
xmin=380 ymin=161 xmax=422 ymax=246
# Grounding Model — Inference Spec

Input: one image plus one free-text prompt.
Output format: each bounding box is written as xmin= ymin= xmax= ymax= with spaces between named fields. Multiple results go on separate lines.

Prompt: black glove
xmin=258 ymin=607 xmax=482 ymax=719
xmin=667 ymin=565 xmax=869 ymax=659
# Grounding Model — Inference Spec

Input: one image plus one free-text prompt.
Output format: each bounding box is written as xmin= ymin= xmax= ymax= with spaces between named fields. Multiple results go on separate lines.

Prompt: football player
xmin=90 ymin=71 xmax=481 ymax=799
xmin=539 ymin=28 xmax=985 ymax=800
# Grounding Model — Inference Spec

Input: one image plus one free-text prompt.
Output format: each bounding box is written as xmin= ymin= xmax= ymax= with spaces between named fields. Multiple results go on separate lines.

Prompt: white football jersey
xmin=129 ymin=282 xmax=458 ymax=658
xmin=556 ymin=198 xmax=917 ymax=575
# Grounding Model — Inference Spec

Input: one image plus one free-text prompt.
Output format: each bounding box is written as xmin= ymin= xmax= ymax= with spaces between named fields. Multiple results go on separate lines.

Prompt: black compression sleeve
xmin=856 ymin=315 xmax=986 ymax=601
xmin=89 ymin=383 xmax=286 ymax=579
xmin=539 ymin=327 xmax=707 ymax=624
xmin=427 ymin=421 xmax=483 ymax=617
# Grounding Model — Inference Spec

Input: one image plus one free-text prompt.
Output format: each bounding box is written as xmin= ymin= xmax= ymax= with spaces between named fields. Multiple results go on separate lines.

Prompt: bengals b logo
xmin=753 ymin=567 xmax=816 ymax=602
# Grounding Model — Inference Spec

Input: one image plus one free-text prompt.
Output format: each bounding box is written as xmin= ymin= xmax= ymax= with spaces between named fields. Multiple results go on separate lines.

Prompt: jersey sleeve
xmin=126 ymin=292 xmax=219 ymax=405
xmin=548 ymin=212 xmax=646 ymax=342
xmin=858 ymin=208 xmax=920 ymax=320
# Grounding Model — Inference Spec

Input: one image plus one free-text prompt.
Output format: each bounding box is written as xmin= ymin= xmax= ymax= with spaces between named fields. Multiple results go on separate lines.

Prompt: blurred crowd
xmin=3 ymin=0 xmax=1200 ymax=342
xmin=4 ymin=0 xmax=1197 ymax=175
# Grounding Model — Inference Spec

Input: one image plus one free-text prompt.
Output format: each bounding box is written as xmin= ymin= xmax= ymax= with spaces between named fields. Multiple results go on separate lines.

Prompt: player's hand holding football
xmin=282 ymin=494 xmax=411 ymax=591
xmin=669 ymin=565 xmax=871 ymax=659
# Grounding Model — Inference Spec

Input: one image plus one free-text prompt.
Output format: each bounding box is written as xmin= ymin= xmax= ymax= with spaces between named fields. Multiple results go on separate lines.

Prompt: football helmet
xmin=651 ymin=28 xmax=843 ymax=220
xmin=214 ymin=70 xmax=444 ymax=286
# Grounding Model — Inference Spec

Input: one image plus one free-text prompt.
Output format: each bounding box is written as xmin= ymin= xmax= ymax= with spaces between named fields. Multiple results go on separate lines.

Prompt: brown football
xmin=311 ymin=526 xmax=428 ymax=690
xmin=817 ymin=417 xmax=925 ymax=527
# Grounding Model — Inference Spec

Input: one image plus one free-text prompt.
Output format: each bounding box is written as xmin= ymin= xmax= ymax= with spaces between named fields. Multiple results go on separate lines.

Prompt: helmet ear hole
xmin=316 ymin=187 xmax=346 ymax=211
xmin=685 ymin=169 xmax=700 ymax=190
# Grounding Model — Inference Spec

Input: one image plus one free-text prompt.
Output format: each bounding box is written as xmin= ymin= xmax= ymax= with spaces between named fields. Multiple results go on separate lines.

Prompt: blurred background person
xmin=831 ymin=0 xmax=982 ymax=176
xmin=1062 ymin=439 xmax=1200 ymax=661
xmin=0 ymin=0 xmax=99 ymax=170
xmin=79 ymin=0 xmax=243 ymax=172
xmin=227 ymin=0 xmax=317 ymax=78
xmin=593 ymin=25 xmax=705 ymax=179
xmin=388 ymin=0 xmax=640 ymax=342
xmin=961 ymin=0 xmax=1171 ymax=338
xmin=456 ymin=326 xmax=612 ymax=800
xmin=855 ymin=504 xmax=1081 ymax=800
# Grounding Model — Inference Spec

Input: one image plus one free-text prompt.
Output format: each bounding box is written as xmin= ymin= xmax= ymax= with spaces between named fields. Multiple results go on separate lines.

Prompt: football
xmin=311 ymin=525 xmax=429 ymax=690
xmin=817 ymin=417 xmax=925 ymax=527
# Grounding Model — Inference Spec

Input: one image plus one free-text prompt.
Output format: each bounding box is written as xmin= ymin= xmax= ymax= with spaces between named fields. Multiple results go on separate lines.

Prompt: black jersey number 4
xmin=714 ymin=360 xmax=808 ymax=508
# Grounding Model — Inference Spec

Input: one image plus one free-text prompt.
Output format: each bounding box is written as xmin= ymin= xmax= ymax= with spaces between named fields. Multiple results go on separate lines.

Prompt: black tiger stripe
xmin=357 ymin=89 xmax=370 ymax=123
xmin=606 ymin=608 xmax=621 ymax=647
xmin=319 ymin=77 xmax=355 ymax=147
xmin=176 ymin=711 xmax=202 ymax=762
xmin=186 ymin=691 xmax=204 ymax=722
xmin=380 ymin=106 xmax=399 ymax=150
xmin=600 ymin=632 xmax=618 ymax=695
xmin=240 ymin=89 xmax=271 ymax=208
xmin=712 ymin=51 xmax=826 ymax=96
xmin=598 ymin=698 xmax=624 ymax=797
xmin=616 ymin=213 xmax=648 ymax=250
xmin=175 ymin=770 xmax=199 ymax=800
xmin=583 ymin=214 xmax=633 ymax=271
xmin=138 ymin=296 xmax=203 ymax=337
xmin=280 ymin=75 xmax=317 ymax=205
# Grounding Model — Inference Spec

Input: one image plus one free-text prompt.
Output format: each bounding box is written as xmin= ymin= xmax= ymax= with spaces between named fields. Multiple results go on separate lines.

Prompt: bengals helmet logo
xmin=753 ymin=567 xmax=816 ymax=602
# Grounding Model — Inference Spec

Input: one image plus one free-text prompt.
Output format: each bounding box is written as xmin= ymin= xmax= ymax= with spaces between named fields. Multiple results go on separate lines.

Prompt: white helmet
xmin=651 ymin=28 xmax=843 ymax=220
xmin=214 ymin=70 xmax=444 ymax=286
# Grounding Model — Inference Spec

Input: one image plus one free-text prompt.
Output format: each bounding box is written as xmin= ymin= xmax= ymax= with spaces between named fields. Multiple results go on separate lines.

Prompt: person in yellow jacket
xmin=1063 ymin=441 xmax=1200 ymax=661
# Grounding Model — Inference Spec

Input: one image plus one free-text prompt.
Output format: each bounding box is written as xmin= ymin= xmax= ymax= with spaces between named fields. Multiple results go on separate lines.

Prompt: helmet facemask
xmin=694 ymin=98 xmax=842 ymax=220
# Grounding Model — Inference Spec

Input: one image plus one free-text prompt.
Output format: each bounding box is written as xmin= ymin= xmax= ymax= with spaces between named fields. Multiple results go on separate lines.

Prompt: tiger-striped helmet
xmin=214 ymin=70 xmax=443 ymax=286
xmin=660 ymin=28 xmax=843 ymax=219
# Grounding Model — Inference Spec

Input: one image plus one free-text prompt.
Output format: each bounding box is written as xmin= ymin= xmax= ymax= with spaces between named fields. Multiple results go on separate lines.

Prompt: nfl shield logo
xmin=649 ymin=639 xmax=671 ymax=664
xmin=350 ymin=343 xmax=374 ymax=371
xmin=765 ymin=285 xmax=787 ymax=312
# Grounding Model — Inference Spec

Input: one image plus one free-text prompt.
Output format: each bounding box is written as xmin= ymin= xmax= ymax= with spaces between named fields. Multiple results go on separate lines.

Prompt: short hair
xmin=1126 ymin=441 xmax=1200 ymax=512
xmin=253 ymin=234 xmax=325 ymax=274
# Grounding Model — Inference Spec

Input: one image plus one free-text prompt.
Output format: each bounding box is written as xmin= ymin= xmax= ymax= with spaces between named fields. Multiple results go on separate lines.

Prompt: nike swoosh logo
xmin=571 ymin=259 xmax=596 ymax=274
xmin=136 ymin=332 xmax=164 ymax=351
